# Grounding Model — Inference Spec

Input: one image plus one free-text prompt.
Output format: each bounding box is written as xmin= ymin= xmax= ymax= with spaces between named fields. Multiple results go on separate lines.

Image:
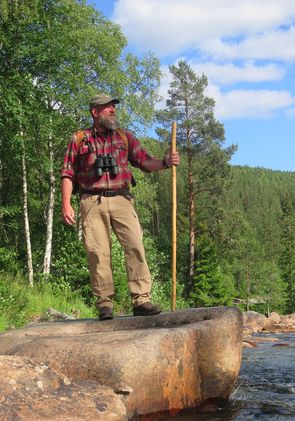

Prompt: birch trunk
xmin=43 ymin=124 xmax=55 ymax=276
xmin=21 ymin=145 xmax=34 ymax=287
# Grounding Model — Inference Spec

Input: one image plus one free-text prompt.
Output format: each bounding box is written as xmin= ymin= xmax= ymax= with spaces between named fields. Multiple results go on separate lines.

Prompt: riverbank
xmin=242 ymin=311 xmax=295 ymax=348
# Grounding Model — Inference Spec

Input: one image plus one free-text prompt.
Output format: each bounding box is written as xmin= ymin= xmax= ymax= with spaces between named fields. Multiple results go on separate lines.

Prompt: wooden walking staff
xmin=171 ymin=121 xmax=177 ymax=311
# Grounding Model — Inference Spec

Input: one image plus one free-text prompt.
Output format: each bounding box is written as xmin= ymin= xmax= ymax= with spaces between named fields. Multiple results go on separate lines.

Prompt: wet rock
xmin=272 ymin=343 xmax=289 ymax=347
xmin=242 ymin=341 xmax=257 ymax=348
xmin=0 ymin=307 xmax=243 ymax=419
xmin=242 ymin=334 xmax=280 ymax=348
xmin=266 ymin=323 xmax=295 ymax=333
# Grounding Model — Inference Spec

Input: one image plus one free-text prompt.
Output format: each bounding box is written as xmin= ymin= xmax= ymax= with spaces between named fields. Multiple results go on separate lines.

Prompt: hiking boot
xmin=99 ymin=306 xmax=114 ymax=321
xmin=133 ymin=302 xmax=162 ymax=316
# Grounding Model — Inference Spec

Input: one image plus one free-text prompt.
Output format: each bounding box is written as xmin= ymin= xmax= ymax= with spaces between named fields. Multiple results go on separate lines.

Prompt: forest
xmin=1 ymin=0 xmax=295 ymax=330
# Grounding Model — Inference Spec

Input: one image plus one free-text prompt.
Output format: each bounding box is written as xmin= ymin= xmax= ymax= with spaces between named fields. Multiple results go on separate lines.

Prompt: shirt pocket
xmin=79 ymin=143 xmax=96 ymax=167
xmin=79 ymin=144 xmax=90 ymax=155
xmin=113 ymin=140 xmax=128 ymax=163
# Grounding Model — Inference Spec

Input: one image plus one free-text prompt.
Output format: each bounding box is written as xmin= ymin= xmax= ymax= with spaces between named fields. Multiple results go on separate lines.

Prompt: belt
xmin=80 ymin=188 xmax=130 ymax=197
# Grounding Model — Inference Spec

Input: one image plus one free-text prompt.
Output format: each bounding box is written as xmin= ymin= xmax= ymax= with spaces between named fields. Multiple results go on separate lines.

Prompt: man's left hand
xmin=166 ymin=150 xmax=180 ymax=167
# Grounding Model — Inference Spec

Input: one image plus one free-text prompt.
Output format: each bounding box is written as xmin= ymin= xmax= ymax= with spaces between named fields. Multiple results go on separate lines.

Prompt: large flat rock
xmin=0 ymin=307 xmax=243 ymax=419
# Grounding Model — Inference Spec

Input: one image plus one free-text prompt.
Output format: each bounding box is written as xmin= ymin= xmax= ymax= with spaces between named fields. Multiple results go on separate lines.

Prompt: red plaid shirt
xmin=61 ymin=126 xmax=152 ymax=191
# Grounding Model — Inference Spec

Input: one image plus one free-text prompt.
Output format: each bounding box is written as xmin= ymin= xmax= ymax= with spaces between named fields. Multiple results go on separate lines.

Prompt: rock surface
xmin=0 ymin=307 xmax=243 ymax=419
xmin=242 ymin=311 xmax=295 ymax=348
xmin=243 ymin=311 xmax=295 ymax=335
xmin=0 ymin=355 xmax=127 ymax=420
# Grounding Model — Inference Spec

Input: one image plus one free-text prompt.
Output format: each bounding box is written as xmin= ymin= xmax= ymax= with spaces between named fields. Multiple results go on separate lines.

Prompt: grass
xmin=0 ymin=273 xmax=97 ymax=331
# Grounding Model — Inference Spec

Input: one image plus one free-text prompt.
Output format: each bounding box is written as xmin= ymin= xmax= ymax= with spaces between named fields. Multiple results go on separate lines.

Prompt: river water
xmin=164 ymin=333 xmax=295 ymax=421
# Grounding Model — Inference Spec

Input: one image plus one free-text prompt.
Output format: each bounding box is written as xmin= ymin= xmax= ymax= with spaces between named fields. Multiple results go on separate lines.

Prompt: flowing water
xmin=164 ymin=333 xmax=295 ymax=421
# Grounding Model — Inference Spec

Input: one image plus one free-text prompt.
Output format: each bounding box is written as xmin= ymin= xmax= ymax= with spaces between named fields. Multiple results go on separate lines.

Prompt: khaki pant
xmin=80 ymin=194 xmax=151 ymax=310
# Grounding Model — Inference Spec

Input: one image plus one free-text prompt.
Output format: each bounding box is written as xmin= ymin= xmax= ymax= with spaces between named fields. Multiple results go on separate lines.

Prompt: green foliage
xmin=218 ymin=166 xmax=295 ymax=313
xmin=0 ymin=274 xmax=29 ymax=329
xmin=190 ymin=232 xmax=235 ymax=307
xmin=51 ymin=237 xmax=89 ymax=289
xmin=151 ymin=279 xmax=188 ymax=311
xmin=255 ymin=261 xmax=287 ymax=314
xmin=279 ymin=194 xmax=295 ymax=312
xmin=112 ymin=234 xmax=130 ymax=315
xmin=49 ymin=224 xmax=93 ymax=305
xmin=0 ymin=247 xmax=21 ymax=275
xmin=0 ymin=273 xmax=96 ymax=331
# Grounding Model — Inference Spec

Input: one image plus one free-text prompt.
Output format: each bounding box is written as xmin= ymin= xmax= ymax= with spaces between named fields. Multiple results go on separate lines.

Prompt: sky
xmin=88 ymin=0 xmax=295 ymax=172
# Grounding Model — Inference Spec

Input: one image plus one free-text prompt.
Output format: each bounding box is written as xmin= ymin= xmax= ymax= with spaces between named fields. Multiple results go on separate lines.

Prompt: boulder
xmin=269 ymin=311 xmax=282 ymax=324
xmin=265 ymin=323 xmax=295 ymax=333
xmin=0 ymin=355 xmax=127 ymax=420
xmin=263 ymin=311 xmax=282 ymax=331
xmin=243 ymin=310 xmax=266 ymax=333
xmin=243 ymin=311 xmax=295 ymax=334
xmin=0 ymin=307 xmax=243 ymax=419
xmin=281 ymin=313 xmax=295 ymax=325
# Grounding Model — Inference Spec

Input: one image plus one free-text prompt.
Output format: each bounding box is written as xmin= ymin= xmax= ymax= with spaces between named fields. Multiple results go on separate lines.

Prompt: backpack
xmin=72 ymin=128 xmax=135 ymax=194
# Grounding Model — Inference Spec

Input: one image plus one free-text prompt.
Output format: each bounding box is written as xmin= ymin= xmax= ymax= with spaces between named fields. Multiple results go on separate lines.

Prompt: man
xmin=61 ymin=93 xmax=180 ymax=320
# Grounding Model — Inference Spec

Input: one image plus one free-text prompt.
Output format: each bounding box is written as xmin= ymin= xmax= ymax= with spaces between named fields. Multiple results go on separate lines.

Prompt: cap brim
xmin=98 ymin=97 xmax=120 ymax=105
xmin=109 ymin=97 xmax=120 ymax=104
xmin=90 ymin=97 xmax=120 ymax=108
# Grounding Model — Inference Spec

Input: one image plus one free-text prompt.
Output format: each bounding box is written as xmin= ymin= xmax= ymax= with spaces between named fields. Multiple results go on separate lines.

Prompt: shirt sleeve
xmin=60 ymin=134 xmax=79 ymax=180
xmin=126 ymin=131 xmax=154 ymax=173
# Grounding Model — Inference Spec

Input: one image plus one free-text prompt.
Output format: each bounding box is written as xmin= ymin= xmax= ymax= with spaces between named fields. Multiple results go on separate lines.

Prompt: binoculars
xmin=95 ymin=154 xmax=119 ymax=177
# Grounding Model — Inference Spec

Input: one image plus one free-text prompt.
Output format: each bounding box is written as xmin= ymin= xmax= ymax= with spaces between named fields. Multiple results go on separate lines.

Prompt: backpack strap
xmin=116 ymin=128 xmax=128 ymax=151
xmin=72 ymin=130 xmax=89 ymax=194
xmin=74 ymin=130 xmax=89 ymax=149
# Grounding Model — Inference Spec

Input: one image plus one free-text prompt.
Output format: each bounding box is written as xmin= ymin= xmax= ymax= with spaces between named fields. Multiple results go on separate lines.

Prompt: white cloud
xmin=206 ymin=86 xmax=295 ymax=119
xmin=113 ymin=0 xmax=295 ymax=59
xmin=188 ymin=61 xmax=285 ymax=85
xmin=203 ymin=27 xmax=295 ymax=61
xmin=157 ymin=65 xmax=295 ymax=119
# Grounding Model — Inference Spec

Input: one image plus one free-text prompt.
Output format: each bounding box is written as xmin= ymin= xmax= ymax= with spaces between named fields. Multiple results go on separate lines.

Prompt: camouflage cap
xmin=89 ymin=93 xmax=120 ymax=109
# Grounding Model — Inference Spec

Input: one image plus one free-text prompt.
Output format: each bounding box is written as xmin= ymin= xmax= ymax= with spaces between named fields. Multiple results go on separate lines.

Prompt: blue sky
xmin=88 ymin=0 xmax=295 ymax=172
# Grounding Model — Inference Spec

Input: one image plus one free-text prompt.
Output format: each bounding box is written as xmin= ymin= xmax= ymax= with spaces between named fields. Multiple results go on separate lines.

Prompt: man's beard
xmin=98 ymin=115 xmax=119 ymax=131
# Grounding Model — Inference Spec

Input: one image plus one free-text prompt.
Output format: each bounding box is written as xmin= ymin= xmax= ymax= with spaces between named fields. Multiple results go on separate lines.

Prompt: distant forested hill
xmin=224 ymin=165 xmax=295 ymax=259
xmin=216 ymin=165 xmax=295 ymax=313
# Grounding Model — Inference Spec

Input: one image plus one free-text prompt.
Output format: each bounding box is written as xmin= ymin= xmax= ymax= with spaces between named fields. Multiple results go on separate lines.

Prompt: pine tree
xmin=157 ymin=60 xmax=235 ymax=288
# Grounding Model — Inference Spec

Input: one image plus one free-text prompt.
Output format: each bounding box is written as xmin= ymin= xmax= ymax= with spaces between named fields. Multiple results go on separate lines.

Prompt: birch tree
xmin=21 ymin=138 xmax=34 ymax=286
xmin=0 ymin=0 xmax=161 ymax=281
